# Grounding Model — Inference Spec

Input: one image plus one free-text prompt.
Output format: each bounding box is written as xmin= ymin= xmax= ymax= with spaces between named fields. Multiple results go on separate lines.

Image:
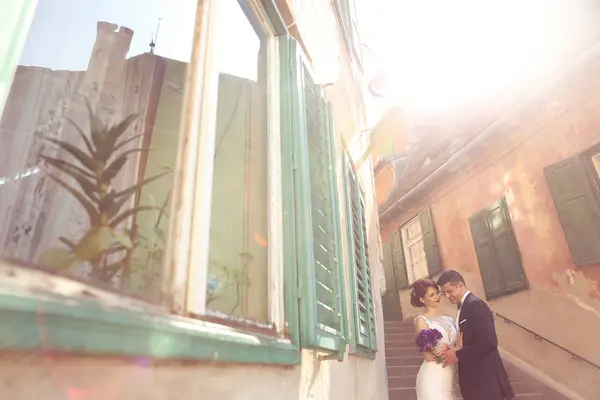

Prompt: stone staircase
xmin=384 ymin=320 xmax=570 ymax=400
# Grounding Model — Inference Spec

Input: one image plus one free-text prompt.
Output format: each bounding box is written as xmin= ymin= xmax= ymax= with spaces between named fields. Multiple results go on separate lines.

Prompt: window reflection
xmin=207 ymin=0 xmax=270 ymax=322
xmin=0 ymin=0 xmax=198 ymax=302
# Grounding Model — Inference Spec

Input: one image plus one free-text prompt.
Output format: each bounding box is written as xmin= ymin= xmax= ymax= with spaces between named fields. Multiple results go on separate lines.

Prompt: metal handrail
xmin=494 ymin=312 xmax=600 ymax=371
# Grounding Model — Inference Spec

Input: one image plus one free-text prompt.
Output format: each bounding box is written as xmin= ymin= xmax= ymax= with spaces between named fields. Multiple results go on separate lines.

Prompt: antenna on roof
xmin=149 ymin=18 xmax=162 ymax=54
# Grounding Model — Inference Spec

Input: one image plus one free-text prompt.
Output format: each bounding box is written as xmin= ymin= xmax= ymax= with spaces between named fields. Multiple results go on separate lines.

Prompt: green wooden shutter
xmin=285 ymin=37 xmax=346 ymax=354
xmin=382 ymin=240 xmax=396 ymax=293
xmin=419 ymin=207 xmax=442 ymax=276
xmin=487 ymin=198 xmax=527 ymax=292
xmin=390 ymin=230 xmax=409 ymax=289
xmin=381 ymin=239 xmax=403 ymax=320
xmin=469 ymin=198 xmax=527 ymax=300
xmin=343 ymin=154 xmax=376 ymax=353
xmin=469 ymin=209 xmax=505 ymax=299
xmin=0 ymin=0 xmax=37 ymax=115
xmin=279 ymin=36 xmax=301 ymax=346
xmin=545 ymin=156 xmax=600 ymax=266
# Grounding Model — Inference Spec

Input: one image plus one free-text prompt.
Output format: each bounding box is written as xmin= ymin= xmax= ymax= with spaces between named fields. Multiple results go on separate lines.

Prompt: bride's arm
xmin=415 ymin=317 xmax=436 ymax=362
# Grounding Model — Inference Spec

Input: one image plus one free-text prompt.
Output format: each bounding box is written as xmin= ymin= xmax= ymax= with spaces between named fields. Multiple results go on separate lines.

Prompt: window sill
xmin=0 ymin=282 xmax=301 ymax=366
xmin=349 ymin=345 xmax=377 ymax=360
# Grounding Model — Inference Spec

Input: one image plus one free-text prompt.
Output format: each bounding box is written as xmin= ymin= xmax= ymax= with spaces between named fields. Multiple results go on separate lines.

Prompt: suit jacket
xmin=456 ymin=293 xmax=515 ymax=400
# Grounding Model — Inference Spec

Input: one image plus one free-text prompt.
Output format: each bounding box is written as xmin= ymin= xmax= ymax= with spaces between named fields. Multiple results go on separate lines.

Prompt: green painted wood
xmin=259 ymin=0 xmax=287 ymax=35
xmin=279 ymin=35 xmax=301 ymax=348
xmin=0 ymin=0 xmax=38 ymax=116
xmin=545 ymin=156 xmax=600 ymax=266
xmin=469 ymin=198 xmax=527 ymax=300
xmin=420 ymin=207 xmax=443 ymax=276
xmin=343 ymin=154 xmax=376 ymax=356
xmin=390 ymin=230 xmax=409 ymax=289
xmin=286 ymin=37 xmax=346 ymax=355
xmin=381 ymin=239 xmax=403 ymax=321
xmin=0 ymin=291 xmax=300 ymax=365
xmin=487 ymin=198 xmax=527 ymax=293
xmin=469 ymin=208 xmax=506 ymax=300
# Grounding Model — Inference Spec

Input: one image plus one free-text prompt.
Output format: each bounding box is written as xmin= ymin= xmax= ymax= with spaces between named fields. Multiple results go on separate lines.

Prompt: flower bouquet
xmin=415 ymin=328 xmax=444 ymax=363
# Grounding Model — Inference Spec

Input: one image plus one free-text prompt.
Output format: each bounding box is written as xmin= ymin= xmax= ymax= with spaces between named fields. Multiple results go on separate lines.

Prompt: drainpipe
xmin=378 ymin=40 xmax=600 ymax=224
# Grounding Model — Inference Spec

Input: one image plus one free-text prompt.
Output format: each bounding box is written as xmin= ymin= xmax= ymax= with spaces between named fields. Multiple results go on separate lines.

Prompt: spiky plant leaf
xmin=71 ymin=172 xmax=100 ymax=201
xmin=40 ymin=154 xmax=96 ymax=180
xmin=58 ymin=236 xmax=76 ymax=250
xmin=109 ymin=206 xmax=156 ymax=228
xmin=101 ymin=155 xmax=128 ymax=183
xmin=114 ymin=133 xmax=143 ymax=152
xmin=107 ymin=112 xmax=139 ymax=143
xmin=105 ymin=245 xmax=129 ymax=255
xmin=48 ymin=173 xmax=99 ymax=224
xmin=65 ymin=116 xmax=95 ymax=156
xmin=113 ymin=171 xmax=168 ymax=200
xmin=85 ymin=100 xmax=107 ymax=152
xmin=106 ymin=172 xmax=168 ymax=219
xmin=43 ymin=137 xmax=96 ymax=172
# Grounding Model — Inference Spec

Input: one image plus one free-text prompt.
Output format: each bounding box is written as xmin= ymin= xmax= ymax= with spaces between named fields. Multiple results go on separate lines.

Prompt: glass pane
xmin=207 ymin=0 xmax=269 ymax=322
xmin=591 ymin=152 xmax=600 ymax=178
xmin=0 ymin=0 xmax=198 ymax=302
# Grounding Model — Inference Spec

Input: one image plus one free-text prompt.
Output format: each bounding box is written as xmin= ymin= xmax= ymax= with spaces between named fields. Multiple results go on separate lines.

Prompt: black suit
xmin=456 ymin=293 xmax=514 ymax=400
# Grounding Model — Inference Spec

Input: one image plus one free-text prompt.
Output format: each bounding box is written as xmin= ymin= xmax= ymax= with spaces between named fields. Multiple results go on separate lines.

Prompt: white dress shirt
xmin=456 ymin=290 xmax=471 ymax=323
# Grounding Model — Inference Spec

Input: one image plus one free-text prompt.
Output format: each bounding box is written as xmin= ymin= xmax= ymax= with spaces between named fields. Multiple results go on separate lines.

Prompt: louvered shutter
xmin=420 ymin=207 xmax=443 ymax=276
xmin=343 ymin=154 xmax=377 ymax=353
xmin=469 ymin=198 xmax=527 ymax=300
xmin=288 ymin=43 xmax=347 ymax=354
xmin=545 ymin=156 xmax=600 ymax=266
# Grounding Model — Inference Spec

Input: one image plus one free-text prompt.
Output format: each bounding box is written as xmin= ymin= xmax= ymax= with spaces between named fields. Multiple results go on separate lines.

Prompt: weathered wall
xmin=380 ymin=48 xmax=600 ymax=399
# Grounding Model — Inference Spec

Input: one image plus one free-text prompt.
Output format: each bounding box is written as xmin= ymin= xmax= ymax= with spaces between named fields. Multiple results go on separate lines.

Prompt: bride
xmin=411 ymin=278 xmax=461 ymax=400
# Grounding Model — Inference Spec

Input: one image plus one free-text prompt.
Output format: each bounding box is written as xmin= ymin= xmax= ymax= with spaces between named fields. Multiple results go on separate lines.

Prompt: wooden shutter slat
xmin=545 ymin=156 xmax=600 ymax=266
xmin=419 ymin=207 xmax=442 ymax=276
xmin=343 ymin=152 xmax=377 ymax=352
xmin=487 ymin=199 xmax=527 ymax=292
xmin=390 ymin=231 xmax=409 ymax=289
xmin=469 ymin=210 xmax=506 ymax=299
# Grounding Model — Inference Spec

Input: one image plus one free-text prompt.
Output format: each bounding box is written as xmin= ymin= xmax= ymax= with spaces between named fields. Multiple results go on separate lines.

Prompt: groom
xmin=437 ymin=270 xmax=515 ymax=400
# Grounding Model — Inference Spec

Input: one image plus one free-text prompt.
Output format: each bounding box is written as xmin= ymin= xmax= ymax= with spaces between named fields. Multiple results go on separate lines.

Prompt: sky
xmin=19 ymin=0 xmax=260 ymax=81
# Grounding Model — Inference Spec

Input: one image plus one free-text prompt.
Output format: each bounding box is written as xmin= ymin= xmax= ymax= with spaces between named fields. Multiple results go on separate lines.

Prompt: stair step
xmin=387 ymin=365 xmax=421 ymax=378
xmin=386 ymin=347 xmax=420 ymax=357
xmin=386 ymin=356 xmax=423 ymax=367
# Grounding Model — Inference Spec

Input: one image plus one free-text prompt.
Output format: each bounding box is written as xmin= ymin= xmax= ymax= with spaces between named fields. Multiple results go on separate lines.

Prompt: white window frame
xmin=400 ymin=216 xmax=428 ymax=284
xmin=171 ymin=0 xmax=285 ymax=333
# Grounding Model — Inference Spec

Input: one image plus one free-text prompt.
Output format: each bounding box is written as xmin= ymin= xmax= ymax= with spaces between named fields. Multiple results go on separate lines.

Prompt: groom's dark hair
xmin=437 ymin=270 xmax=465 ymax=287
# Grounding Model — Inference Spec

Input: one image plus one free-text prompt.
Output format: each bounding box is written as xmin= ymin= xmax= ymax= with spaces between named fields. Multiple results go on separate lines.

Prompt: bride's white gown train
xmin=415 ymin=315 xmax=458 ymax=400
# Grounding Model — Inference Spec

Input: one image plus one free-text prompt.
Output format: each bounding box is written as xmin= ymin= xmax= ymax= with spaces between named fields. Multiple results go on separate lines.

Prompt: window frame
xmin=0 ymin=0 xmax=303 ymax=366
xmin=390 ymin=207 xmax=442 ymax=286
xmin=400 ymin=216 xmax=428 ymax=284
xmin=183 ymin=0 xmax=285 ymax=331
xmin=342 ymin=153 xmax=377 ymax=358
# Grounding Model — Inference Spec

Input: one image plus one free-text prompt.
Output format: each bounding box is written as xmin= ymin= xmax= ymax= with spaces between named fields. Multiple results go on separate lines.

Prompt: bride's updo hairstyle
xmin=410 ymin=278 xmax=439 ymax=308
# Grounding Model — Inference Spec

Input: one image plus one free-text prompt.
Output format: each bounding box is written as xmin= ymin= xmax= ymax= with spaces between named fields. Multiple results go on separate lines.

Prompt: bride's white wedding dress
xmin=415 ymin=315 xmax=458 ymax=400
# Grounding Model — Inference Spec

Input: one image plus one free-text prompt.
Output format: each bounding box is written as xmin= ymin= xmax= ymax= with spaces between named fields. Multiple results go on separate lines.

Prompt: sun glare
xmin=373 ymin=0 xmax=587 ymax=110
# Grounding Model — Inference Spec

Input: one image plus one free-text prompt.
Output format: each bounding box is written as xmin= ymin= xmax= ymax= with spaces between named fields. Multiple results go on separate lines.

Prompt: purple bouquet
xmin=415 ymin=328 xmax=444 ymax=363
